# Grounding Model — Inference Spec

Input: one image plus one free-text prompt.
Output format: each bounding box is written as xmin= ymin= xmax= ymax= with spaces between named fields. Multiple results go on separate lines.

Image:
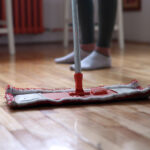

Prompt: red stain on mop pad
xmin=43 ymin=92 xmax=89 ymax=100
xmin=42 ymin=88 xmax=117 ymax=100
xmin=43 ymin=92 xmax=71 ymax=100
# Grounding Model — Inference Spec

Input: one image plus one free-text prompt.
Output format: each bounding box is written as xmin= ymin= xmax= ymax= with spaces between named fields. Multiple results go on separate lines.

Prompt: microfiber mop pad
xmin=5 ymin=0 xmax=150 ymax=108
xmin=5 ymin=80 xmax=150 ymax=108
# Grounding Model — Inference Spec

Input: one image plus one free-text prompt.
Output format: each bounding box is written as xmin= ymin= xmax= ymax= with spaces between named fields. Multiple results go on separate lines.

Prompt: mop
xmin=5 ymin=0 xmax=150 ymax=108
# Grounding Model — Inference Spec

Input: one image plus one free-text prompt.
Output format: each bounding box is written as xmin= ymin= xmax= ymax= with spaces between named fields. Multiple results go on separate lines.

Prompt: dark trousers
xmin=77 ymin=0 xmax=117 ymax=48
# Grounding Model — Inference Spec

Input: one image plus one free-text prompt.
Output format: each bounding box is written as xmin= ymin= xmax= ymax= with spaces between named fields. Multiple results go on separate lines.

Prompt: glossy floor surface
xmin=0 ymin=42 xmax=150 ymax=150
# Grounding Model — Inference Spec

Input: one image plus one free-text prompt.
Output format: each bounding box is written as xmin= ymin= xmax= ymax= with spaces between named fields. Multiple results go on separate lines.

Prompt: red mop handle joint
xmin=74 ymin=73 xmax=85 ymax=96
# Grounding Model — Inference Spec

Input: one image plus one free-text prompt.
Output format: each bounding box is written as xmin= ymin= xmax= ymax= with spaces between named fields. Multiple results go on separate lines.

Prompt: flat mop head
xmin=5 ymin=80 xmax=150 ymax=108
xmin=6 ymin=1 xmax=149 ymax=108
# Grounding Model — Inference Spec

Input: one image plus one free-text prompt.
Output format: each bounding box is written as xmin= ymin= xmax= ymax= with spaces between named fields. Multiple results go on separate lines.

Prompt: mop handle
xmin=71 ymin=0 xmax=81 ymax=73
xmin=71 ymin=0 xmax=85 ymax=95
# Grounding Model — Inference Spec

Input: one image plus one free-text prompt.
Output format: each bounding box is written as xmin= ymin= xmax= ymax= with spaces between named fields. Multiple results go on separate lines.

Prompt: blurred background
xmin=0 ymin=0 xmax=149 ymax=51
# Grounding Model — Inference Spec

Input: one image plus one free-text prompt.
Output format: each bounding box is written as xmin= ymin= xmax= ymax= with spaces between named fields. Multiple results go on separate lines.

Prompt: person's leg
xmin=71 ymin=0 xmax=117 ymax=70
xmin=96 ymin=0 xmax=117 ymax=55
xmin=55 ymin=0 xmax=95 ymax=64
xmin=78 ymin=0 xmax=95 ymax=50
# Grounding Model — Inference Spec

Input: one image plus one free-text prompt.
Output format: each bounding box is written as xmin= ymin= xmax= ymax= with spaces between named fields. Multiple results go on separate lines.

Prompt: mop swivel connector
xmin=69 ymin=73 xmax=90 ymax=96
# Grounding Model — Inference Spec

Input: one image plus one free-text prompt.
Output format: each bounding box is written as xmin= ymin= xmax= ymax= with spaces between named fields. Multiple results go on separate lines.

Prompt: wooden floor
xmin=0 ymin=42 xmax=150 ymax=150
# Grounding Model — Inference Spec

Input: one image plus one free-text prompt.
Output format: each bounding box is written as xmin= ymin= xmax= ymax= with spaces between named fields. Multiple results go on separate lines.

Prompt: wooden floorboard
xmin=0 ymin=42 xmax=150 ymax=150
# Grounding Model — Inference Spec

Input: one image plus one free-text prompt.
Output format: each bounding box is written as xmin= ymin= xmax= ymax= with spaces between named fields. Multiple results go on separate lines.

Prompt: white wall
xmin=0 ymin=0 xmax=149 ymax=44
xmin=43 ymin=0 xmax=64 ymax=29
xmin=124 ymin=0 xmax=150 ymax=43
